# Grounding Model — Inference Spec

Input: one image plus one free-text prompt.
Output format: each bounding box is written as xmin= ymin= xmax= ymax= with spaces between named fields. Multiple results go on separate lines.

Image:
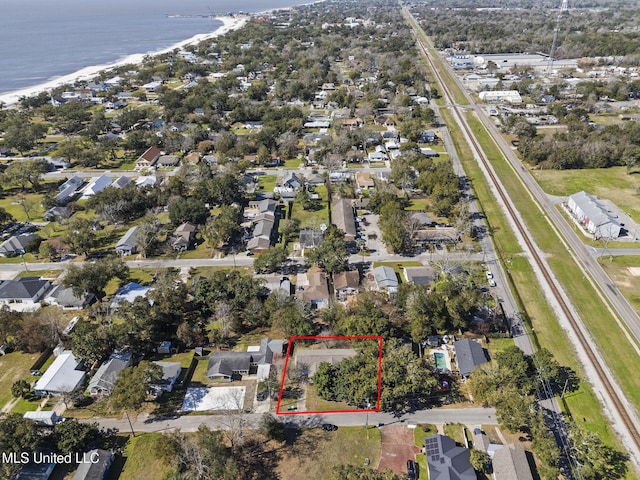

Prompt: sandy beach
xmin=0 ymin=15 xmax=248 ymax=107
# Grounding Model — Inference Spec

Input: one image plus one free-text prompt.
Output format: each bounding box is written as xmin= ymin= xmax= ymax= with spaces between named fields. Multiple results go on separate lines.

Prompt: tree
xmin=158 ymin=426 xmax=238 ymax=480
xmin=0 ymin=207 xmax=14 ymax=228
xmin=168 ymin=196 xmax=210 ymax=226
xmin=568 ymin=423 xmax=628 ymax=479
xmin=70 ymin=321 xmax=110 ymax=365
xmin=259 ymin=413 xmax=286 ymax=442
xmin=469 ymin=448 xmax=490 ymax=472
xmin=202 ymin=205 xmax=241 ymax=249
xmin=54 ymin=420 xmax=98 ymax=454
xmin=39 ymin=241 xmax=60 ymax=261
xmin=305 ymin=225 xmax=348 ymax=274
xmin=0 ymin=414 xmax=40 ymax=478
xmin=11 ymin=379 xmax=31 ymax=398
xmin=253 ymin=246 xmax=288 ymax=273
xmin=3 ymin=123 xmax=47 ymax=156
xmin=62 ymin=256 xmax=129 ymax=300
xmin=135 ymin=213 xmax=161 ymax=258
xmin=111 ymin=360 xmax=163 ymax=433
xmin=62 ymin=217 xmax=97 ymax=256
xmin=3 ymin=158 xmax=49 ymax=191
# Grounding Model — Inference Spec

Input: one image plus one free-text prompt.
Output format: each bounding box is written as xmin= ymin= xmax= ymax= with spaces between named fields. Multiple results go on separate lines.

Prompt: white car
xmin=485 ymin=271 xmax=493 ymax=280
xmin=489 ymin=279 xmax=497 ymax=287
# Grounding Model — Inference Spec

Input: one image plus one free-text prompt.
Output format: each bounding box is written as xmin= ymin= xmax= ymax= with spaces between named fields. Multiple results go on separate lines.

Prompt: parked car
xmin=489 ymin=279 xmax=497 ymax=287
xmin=407 ymin=460 xmax=417 ymax=480
xmin=485 ymin=271 xmax=493 ymax=280
xmin=322 ymin=423 xmax=338 ymax=432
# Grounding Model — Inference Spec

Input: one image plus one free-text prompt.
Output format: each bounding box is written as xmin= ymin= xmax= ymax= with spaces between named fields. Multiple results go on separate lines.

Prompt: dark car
xmin=322 ymin=423 xmax=338 ymax=432
xmin=407 ymin=460 xmax=417 ymax=480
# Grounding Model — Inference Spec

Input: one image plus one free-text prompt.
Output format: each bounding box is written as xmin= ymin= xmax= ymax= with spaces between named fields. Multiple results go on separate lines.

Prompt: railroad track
xmin=407 ymin=13 xmax=640 ymax=464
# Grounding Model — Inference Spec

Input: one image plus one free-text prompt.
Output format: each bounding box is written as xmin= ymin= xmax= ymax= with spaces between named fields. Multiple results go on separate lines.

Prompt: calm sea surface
xmin=0 ymin=0 xmax=307 ymax=94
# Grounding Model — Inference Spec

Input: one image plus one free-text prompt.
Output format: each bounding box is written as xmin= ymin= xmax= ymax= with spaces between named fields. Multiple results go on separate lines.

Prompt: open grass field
xmin=304 ymin=384 xmax=353 ymax=412
xmin=116 ymin=433 xmax=173 ymax=480
xmin=598 ymin=256 xmax=640 ymax=317
xmin=534 ymin=166 xmax=640 ymax=223
xmin=276 ymin=426 xmax=381 ymax=480
xmin=0 ymin=352 xmax=40 ymax=409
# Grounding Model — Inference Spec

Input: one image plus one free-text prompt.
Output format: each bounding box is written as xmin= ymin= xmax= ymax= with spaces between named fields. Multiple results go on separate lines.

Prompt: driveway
xmin=377 ymin=425 xmax=420 ymax=475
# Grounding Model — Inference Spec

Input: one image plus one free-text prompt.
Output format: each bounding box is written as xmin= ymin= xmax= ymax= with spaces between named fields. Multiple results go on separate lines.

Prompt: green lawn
xmin=259 ymin=174 xmax=277 ymax=193
xmin=599 ymin=256 xmax=640 ymax=317
xmin=277 ymin=426 xmax=381 ymax=480
xmin=372 ymin=261 xmax=423 ymax=281
xmin=413 ymin=425 xmax=436 ymax=479
xmin=0 ymin=352 xmax=41 ymax=409
xmin=117 ymin=433 xmax=173 ymax=480
xmin=304 ymin=384 xmax=353 ymax=412
xmin=534 ymin=166 xmax=640 ymax=223
xmin=0 ymin=193 xmax=46 ymax=222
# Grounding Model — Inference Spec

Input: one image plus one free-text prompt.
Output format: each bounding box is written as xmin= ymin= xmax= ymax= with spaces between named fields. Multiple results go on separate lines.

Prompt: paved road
xmin=84 ymin=407 xmax=497 ymax=434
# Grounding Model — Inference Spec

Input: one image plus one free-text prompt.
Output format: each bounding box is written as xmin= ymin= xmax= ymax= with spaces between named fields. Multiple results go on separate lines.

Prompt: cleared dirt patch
xmin=377 ymin=425 xmax=421 ymax=474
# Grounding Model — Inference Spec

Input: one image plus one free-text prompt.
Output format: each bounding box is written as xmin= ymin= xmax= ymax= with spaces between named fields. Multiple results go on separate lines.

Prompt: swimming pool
xmin=434 ymin=351 xmax=446 ymax=370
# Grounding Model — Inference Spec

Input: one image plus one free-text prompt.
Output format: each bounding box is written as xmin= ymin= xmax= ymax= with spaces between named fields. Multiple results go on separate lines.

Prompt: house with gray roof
xmin=87 ymin=350 xmax=132 ymax=396
xmin=149 ymin=361 xmax=182 ymax=397
xmin=44 ymin=285 xmax=94 ymax=310
xmin=81 ymin=174 xmax=112 ymax=199
xmin=373 ymin=266 xmax=398 ymax=294
xmin=453 ymin=339 xmax=488 ymax=377
xmin=207 ymin=338 xmax=281 ymax=381
xmin=424 ymin=434 xmax=475 ymax=480
xmin=111 ymin=175 xmax=131 ymax=189
xmin=43 ymin=206 xmax=72 ymax=222
xmin=55 ymin=176 xmax=84 ymax=205
xmin=115 ymin=226 xmax=138 ymax=256
xmin=0 ymin=233 xmax=40 ymax=257
xmin=0 ymin=277 xmax=51 ymax=311
xmin=72 ymin=449 xmax=114 ymax=480
xmin=492 ymin=444 xmax=534 ymax=480
xmin=295 ymin=348 xmax=357 ymax=377
xmin=403 ymin=266 xmax=437 ymax=286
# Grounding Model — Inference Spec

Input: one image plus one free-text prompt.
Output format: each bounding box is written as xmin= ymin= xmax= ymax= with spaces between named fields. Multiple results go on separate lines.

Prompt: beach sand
xmin=0 ymin=15 xmax=249 ymax=107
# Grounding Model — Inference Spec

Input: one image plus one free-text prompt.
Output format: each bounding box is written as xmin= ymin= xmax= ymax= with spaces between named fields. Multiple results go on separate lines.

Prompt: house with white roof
xmin=34 ymin=350 xmax=85 ymax=396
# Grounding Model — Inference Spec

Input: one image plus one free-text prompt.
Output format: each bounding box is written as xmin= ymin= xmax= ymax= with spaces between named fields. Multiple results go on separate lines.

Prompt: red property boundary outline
xmin=276 ymin=335 xmax=383 ymax=415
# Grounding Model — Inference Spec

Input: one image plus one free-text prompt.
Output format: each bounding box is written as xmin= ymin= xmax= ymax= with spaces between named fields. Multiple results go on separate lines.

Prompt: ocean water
xmin=0 ymin=0 xmax=308 ymax=95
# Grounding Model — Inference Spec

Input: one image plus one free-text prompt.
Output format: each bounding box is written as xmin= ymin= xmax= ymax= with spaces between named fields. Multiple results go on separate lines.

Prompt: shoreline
xmin=0 ymin=15 xmax=249 ymax=107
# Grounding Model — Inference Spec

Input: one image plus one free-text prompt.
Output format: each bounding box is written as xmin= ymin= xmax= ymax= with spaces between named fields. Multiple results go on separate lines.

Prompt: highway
xmin=402 ymin=5 xmax=640 ymax=473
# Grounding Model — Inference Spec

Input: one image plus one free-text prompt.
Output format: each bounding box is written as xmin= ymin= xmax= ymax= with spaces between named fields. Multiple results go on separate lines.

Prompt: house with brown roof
xmin=333 ymin=270 xmax=360 ymax=301
xmin=355 ymin=171 xmax=375 ymax=191
xmin=332 ymin=198 xmax=357 ymax=242
xmin=297 ymin=272 xmax=330 ymax=309
xmin=135 ymin=146 xmax=162 ymax=171
xmin=170 ymin=223 xmax=197 ymax=252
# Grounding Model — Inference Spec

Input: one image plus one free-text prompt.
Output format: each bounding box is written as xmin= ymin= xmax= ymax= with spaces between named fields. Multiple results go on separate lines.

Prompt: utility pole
xmin=546 ymin=0 xmax=569 ymax=73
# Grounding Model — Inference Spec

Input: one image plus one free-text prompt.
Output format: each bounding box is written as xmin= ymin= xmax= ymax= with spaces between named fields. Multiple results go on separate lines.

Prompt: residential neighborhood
xmin=0 ymin=0 xmax=638 ymax=479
